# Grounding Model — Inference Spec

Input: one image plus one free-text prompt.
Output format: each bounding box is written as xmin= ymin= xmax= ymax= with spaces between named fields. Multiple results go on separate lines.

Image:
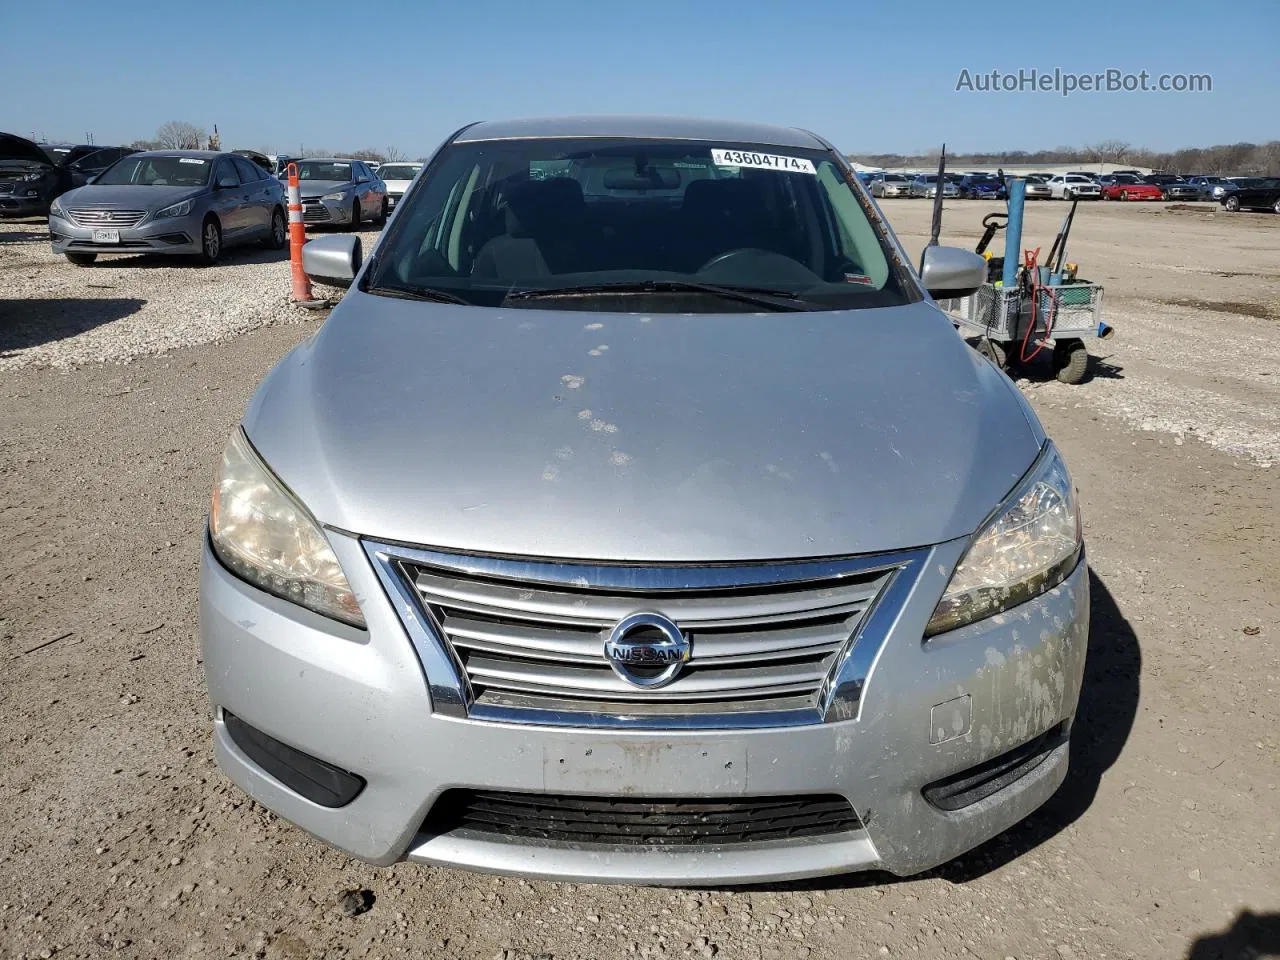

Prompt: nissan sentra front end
xmin=199 ymin=116 xmax=1090 ymax=884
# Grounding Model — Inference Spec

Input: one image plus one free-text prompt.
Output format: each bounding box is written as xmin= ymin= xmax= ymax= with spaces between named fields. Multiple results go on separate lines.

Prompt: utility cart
xmin=939 ymin=279 xmax=1107 ymax=384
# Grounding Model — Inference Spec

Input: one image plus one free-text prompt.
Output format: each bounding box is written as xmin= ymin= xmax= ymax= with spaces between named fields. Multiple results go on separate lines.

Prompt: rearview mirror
xmin=920 ymin=245 xmax=988 ymax=300
xmin=302 ymin=234 xmax=362 ymax=287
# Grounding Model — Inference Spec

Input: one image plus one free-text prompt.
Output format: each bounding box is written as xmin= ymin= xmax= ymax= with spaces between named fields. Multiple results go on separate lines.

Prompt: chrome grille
xmin=378 ymin=547 xmax=908 ymax=727
xmin=69 ymin=208 xmax=147 ymax=227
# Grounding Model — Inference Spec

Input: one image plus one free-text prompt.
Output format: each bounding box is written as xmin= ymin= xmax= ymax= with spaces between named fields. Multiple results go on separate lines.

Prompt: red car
xmin=1101 ymin=175 xmax=1163 ymax=201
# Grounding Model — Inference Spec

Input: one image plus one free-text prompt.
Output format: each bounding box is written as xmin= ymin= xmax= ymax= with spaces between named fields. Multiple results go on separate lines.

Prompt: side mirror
xmin=920 ymin=245 xmax=988 ymax=300
xmin=217 ymin=175 xmax=239 ymax=189
xmin=302 ymin=234 xmax=362 ymax=287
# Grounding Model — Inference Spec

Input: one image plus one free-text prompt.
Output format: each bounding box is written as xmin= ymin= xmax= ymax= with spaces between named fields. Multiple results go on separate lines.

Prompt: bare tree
xmin=155 ymin=121 xmax=206 ymax=150
xmin=382 ymin=146 xmax=407 ymax=162
xmin=1085 ymin=139 xmax=1130 ymax=166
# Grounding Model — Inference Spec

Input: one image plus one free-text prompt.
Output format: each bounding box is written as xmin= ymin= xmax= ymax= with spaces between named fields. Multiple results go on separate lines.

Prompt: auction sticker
xmin=711 ymin=149 xmax=816 ymax=175
xmin=179 ymin=158 xmax=207 ymax=164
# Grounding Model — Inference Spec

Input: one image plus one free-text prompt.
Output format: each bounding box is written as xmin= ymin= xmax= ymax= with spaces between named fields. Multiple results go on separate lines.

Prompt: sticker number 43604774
xmin=711 ymin=149 xmax=816 ymax=175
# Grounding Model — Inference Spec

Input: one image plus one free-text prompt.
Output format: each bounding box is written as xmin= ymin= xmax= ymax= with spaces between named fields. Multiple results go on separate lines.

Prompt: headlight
xmin=209 ymin=430 xmax=366 ymax=628
xmin=321 ymin=192 xmax=347 ymax=201
xmin=925 ymin=444 xmax=1082 ymax=637
xmin=49 ymin=198 xmax=67 ymax=218
xmin=155 ymin=199 xmax=194 ymax=219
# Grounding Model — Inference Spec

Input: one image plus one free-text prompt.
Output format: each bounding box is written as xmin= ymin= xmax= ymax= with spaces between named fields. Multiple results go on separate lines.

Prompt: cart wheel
xmin=1053 ymin=339 xmax=1089 ymax=384
xmin=977 ymin=338 xmax=1008 ymax=371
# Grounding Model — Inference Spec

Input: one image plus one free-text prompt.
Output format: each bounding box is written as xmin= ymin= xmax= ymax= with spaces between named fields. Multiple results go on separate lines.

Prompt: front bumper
xmin=48 ymin=211 xmax=203 ymax=255
xmin=200 ymin=533 xmax=1089 ymax=883
xmin=0 ymin=192 xmax=49 ymax=216
xmin=300 ymin=196 xmax=356 ymax=225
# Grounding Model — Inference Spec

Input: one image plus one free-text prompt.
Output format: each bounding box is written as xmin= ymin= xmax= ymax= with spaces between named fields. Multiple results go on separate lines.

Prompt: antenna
xmin=920 ymin=144 xmax=946 ymax=273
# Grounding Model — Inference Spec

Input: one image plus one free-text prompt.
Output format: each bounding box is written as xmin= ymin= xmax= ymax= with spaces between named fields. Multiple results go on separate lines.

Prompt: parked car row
xmin=0 ymin=130 xmax=411 ymax=266
xmin=860 ymin=168 xmax=1270 ymax=204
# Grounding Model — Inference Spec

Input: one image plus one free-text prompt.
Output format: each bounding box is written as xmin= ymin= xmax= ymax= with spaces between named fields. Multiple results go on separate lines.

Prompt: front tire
xmin=374 ymin=197 xmax=388 ymax=225
xmin=1120 ymin=191 xmax=1129 ymax=201
xmin=1224 ymin=196 xmax=1241 ymax=212
xmin=65 ymin=252 xmax=97 ymax=266
xmin=1064 ymin=189 xmax=1074 ymax=200
xmin=348 ymin=201 xmax=360 ymax=231
xmin=197 ymin=217 xmax=222 ymax=265
xmin=1273 ymin=199 xmax=1280 ymax=215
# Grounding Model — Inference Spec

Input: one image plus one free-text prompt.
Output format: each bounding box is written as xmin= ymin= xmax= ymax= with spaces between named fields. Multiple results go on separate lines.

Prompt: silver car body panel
xmin=243 ymin=295 xmax=1041 ymax=562
xmin=455 ymin=116 xmax=825 ymax=148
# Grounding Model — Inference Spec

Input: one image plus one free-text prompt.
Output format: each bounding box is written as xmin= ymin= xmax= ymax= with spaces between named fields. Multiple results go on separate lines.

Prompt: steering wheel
xmin=697 ymin=248 xmax=774 ymax=272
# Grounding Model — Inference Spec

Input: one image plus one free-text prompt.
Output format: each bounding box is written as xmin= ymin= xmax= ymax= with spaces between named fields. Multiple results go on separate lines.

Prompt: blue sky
xmin=4 ymin=0 xmax=1276 ymax=157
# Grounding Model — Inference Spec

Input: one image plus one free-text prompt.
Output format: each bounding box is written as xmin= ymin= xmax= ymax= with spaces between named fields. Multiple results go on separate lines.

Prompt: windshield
xmin=367 ymin=137 xmax=915 ymax=312
xmin=95 ymin=155 xmax=211 ymax=187
xmin=379 ymin=164 xmax=420 ymax=180
xmin=296 ymin=161 xmax=353 ymax=182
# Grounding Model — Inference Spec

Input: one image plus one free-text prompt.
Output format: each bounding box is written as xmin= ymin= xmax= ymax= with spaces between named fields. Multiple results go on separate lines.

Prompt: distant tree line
xmin=126 ymin=122 xmax=421 ymax=162
xmin=849 ymin=140 xmax=1280 ymax=176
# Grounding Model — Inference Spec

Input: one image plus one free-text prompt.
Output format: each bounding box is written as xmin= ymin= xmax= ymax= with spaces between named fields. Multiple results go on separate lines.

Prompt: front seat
xmin=471 ymin=179 xmax=590 ymax=280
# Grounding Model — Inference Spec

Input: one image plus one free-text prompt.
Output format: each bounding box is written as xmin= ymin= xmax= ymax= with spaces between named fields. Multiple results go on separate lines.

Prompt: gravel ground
xmin=1 ymin=205 xmax=1277 ymax=959
xmin=0 ymin=219 xmax=378 ymax=371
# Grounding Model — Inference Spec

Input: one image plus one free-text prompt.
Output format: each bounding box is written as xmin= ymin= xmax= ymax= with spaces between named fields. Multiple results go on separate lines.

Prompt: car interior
xmin=428 ymin=166 xmax=867 ymax=285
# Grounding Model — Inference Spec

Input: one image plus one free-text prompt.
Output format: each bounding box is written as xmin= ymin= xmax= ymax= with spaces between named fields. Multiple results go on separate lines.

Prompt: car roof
xmin=134 ymin=150 xmax=226 ymax=159
xmin=453 ymin=115 xmax=828 ymax=150
xmin=298 ymin=157 xmax=363 ymax=163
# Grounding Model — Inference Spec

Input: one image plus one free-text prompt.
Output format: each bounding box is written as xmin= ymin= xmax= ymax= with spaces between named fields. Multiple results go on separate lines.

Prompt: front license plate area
xmin=543 ymin=739 xmax=748 ymax=794
xmin=92 ymin=228 xmax=120 ymax=243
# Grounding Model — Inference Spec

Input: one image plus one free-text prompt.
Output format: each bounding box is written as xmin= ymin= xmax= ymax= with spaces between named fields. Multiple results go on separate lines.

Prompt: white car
xmin=1046 ymin=175 xmax=1101 ymax=200
xmin=375 ymin=162 xmax=423 ymax=210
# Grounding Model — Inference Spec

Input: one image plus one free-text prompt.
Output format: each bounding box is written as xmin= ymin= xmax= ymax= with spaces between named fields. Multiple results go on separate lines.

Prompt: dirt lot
xmin=1 ymin=202 xmax=1277 ymax=960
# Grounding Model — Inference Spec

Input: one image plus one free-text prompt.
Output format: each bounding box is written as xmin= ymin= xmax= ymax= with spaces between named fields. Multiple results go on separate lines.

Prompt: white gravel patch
xmin=1024 ymin=301 xmax=1280 ymax=467
xmin=0 ymin=219 xmax=377 ymax=371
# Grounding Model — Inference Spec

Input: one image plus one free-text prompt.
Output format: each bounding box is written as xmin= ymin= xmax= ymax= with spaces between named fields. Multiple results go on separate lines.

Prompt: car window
xmin=215 ymin=159 xmax=241 ymax=186
xmin=231 ymin=156 xmax=262 ymax=183
xmin=379 ymin=164 xmax=421 ymax=180
xmin=368 ymin=137 xmax=917 ymax=312
xmin=295 ymin=161 xmax=354 ymax=182
xmin=95 ymin=155 xmax=213 ymax=187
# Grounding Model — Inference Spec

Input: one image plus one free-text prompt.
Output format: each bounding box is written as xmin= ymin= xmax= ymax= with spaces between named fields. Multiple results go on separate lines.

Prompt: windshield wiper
xmin=367 ymin=283 xmax=472 ymax=305
xmin=504 ymin=280 xmax=824 ymax=312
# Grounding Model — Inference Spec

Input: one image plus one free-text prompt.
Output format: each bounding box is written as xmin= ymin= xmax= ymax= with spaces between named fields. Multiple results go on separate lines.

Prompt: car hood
xmin=298 ymin=180 xmax=350 ymax=198
xmin=57 ymin=184 xmax=207 ymax=209
xmin=382 ymin=179 xmax=414 ymax=190
xmin=243 ymin=294 xmax=1043 ymax=562
xmin=0 ymin=132 xmax=53 ymax=166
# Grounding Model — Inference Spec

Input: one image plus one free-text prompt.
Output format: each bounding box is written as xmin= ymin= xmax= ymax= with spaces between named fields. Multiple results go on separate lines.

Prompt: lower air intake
xmin=425 ymin=791 xmax=861 ymax=846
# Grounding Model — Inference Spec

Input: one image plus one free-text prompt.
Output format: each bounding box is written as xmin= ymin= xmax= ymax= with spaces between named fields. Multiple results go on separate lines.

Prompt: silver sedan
xmin=870 ymin=173 xmax=914 ymax=198
xmin=49 ymin=150 xmax=286 ymax=265
xmin=200 ymin=114 xmax=1088 ymax=886
xmin=291 ymin=158 xmax=387 ymax=229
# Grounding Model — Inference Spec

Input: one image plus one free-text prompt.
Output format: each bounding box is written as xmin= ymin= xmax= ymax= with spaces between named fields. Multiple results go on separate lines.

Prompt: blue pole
xmin=1002 ymin=179 xmax=1026 ymax=288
